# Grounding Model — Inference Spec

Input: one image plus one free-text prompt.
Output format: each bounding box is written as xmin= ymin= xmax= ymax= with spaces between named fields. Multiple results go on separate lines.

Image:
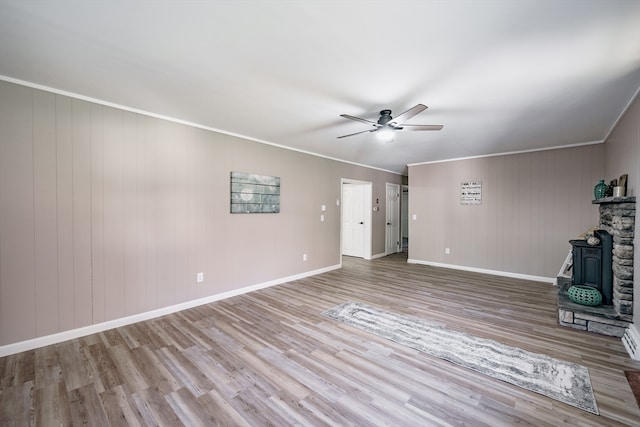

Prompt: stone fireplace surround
xmin=557 ymin=196 xmax=635 ymax=337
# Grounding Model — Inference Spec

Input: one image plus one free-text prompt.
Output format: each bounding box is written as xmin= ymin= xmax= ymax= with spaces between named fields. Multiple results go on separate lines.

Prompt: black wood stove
xmin=569 ymin=229 xmax=613 ymax=305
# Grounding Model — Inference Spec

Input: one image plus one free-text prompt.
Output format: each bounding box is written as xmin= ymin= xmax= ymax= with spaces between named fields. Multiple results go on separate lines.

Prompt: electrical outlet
xmin=445 ymin=248 xmax=450 ymax=255
xmin=320 ymin=214 xmax=324 ymax=222
xmin=303 ymin=253 xmax=308 ymax=261
xmin=412 ymin=214 xmax=417 ymax=220
xmin=196 ymin=272 xmax=204 ymax=283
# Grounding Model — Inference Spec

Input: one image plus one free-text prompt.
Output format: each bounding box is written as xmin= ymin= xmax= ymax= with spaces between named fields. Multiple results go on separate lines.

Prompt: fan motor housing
xmin=378 ymin=110 xmax=393 ymax=125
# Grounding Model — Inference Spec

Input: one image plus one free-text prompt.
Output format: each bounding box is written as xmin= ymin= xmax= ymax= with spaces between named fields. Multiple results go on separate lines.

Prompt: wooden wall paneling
xmin=103 ymin=107 xmax=125 ymax=321
xmin=460 ymin=161 xmax=474 ymax=266
xmin=493 ymin=155 xmax=506 ymax=272
xmin=432 ymin=168 xmax=445 ymax=262
xmin=483 ymin=157 xmax=497 ymax=270
xmin=566 ymin=148 xmax=581 ymax=239
xmin=173 ymin=123 xmax=189 ymax=305
xmin=529 ymin=151 xmax=546 ymax=274
xmin=123 ymin=111 xmax=140 ymax=316
xmin=303 ymin=157 xmax=321 ymax=269
xmin=504 ymin=155 xmax=520 ymax=273
xmin=155 ymin=120 xmax=177 ymax=308
xmin=408 ymin=166 xmax=431 ymax=260
xmin=408 ymin=144 xmax=606 ymax=278
xmin=205 ymin=133 xmax=231 ymax=293
xmin=227 ymin=141 xmax=273 ymax=287
xmin=583 ymin=145 xmax=600 ymax=226
xmin=134 ymin=115 xmax=148 ymax=313
xmin=0 ymin=82 xmax=36 ymax=343
xmin=466 ymin=159 xmax=479 ymax=267
xmin=142 ymin=116 xmax=158 ymax=312
xmin=516 ymin=153 xmax=533 ymax=274
xmin=424 ymin=166 xmax=439 ymax=262
xmin=72 ymin=99 xmax=94 ymax=327
xmin=325 ymin=161 xmax=342 ymax=267
xmin=33 ymin=90 xmax=59 ymax=336
xmin=549 ymin=149 xmax=572 ymax=273
xmin=477 ymin=158 xmax=493 ymax=269
xmin=447 ymin=164 xmax=460 ymax=265
xmin=91 ymin=104 xmax=105 ymax=324
xmin=184 ymin=127 xmax=197 ymax=301
xmin=0 ymin=86 xmax=3 ymax=343
xmin=168 ymin=121 xmax=183 ymax=306
xmin=500 ymin=155 xmax=511 ymax=271
xmin=543 ymin=151 xmax=555 ymax=272
xmin=557 ymin=149 xmax=574 ymax=271
xmin=186 ymin=127 xmax=207 ymax=300
xmin=588 ymin=145 xmax=604 ymax=225
xmin=269 ymin=150 xmax=303 ymax=275
xmin=569 ymin=146 xmax=595 ymax=248
xmin=55 ymin=95 xmax=75 ymax=332
xmin=605 ymin=95 xmax=640 ymax=194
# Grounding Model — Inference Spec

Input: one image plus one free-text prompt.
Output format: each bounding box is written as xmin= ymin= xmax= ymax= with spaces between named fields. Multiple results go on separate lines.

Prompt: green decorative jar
xmin=594 ymin=179 xmax=607 ymax=200
xmin=568 ymin=285 xmax=602 ymax=306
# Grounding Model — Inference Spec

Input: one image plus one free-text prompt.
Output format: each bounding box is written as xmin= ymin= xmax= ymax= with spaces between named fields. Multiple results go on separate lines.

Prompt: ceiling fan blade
xmin=340 ymin=114 xmax=380 ymax=126
xmin=390 ymin=104 xmax=427 ymax=125
xmin=400 ymin=124 xmax=444 ymax=131
xmin=337 ymin=129 xmax=377 ymax=139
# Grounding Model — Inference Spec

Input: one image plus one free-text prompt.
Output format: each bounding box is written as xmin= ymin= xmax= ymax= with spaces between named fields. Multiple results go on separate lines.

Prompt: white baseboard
xmin=371 ymin=252 xmax=387 ymax=260
xmin=406 ymin=259 xmax=555 ymax=283
xmin=0 ymin=263 xmax=341 ymax=357
xmin=623 ymin=325 xmax=640 ymax=361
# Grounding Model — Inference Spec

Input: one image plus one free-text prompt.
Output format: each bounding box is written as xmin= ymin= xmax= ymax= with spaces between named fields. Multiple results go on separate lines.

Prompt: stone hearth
xmin=557 ymin=196 xmax=635 ymax=337
xmin=558 ymin=276 xmax=632 ymax=337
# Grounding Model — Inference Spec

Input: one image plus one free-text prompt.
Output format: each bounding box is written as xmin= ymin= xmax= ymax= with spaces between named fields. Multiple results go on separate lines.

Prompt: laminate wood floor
xmin=2 ymin=253 xmax=640 ymax=426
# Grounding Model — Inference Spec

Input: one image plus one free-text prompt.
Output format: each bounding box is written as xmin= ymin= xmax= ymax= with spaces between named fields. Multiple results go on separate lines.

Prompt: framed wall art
xmin=230 ymin=172 xmax=280 ymax=213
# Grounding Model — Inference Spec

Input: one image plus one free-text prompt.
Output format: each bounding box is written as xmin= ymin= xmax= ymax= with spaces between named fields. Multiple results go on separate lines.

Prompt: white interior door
xmin=385 ymin=183 xmax=400 ymax=254
xmin=342 ymin=184 xmax=365 ymax=257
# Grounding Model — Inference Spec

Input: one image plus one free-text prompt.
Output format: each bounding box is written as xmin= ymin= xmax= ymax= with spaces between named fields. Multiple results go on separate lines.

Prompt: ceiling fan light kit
xmin=376 ymin=127 xmax=396 ymax=143
xmin=338 ymin=104 xmax=443 ymax=141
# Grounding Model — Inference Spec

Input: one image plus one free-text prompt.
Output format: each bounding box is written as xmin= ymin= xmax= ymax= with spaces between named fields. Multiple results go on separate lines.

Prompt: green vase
xmin=594 ymin=179 xmax=607 ymax=200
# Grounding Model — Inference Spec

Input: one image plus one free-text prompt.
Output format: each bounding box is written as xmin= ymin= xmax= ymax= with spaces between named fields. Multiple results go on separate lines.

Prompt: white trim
xmin=0 ymin=75 xmax=401 ymax=176
xmin=623 ymin=324 xmax=640 ymax=361
xmin=371 ymin=252 xmax=387 ymax=260
xmin=407 ymin=140 xmax=604 ymax=167
xmin=0 ymin=264 xmax=340 ymax=357
xmin=406 ymin=258 xmax=554 ymax=283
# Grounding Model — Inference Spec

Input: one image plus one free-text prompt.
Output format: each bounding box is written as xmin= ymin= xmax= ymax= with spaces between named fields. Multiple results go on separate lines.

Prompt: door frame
xmin=340 ymin=178 xmax=373 ymax=260
xmin=385 ymin=182 xmax=400 ymax=255
xmin=401 ymin=184 xmax=409 ymax=251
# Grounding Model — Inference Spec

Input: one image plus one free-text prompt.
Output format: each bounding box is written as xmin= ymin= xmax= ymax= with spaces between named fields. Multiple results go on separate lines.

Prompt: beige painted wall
xmin=0 ymin=80 xmax=402 ymax=346
xmin=408 ymin=144 xmax=605 ymax=279
xmin=603 ymin=92 xmax=640 ymax=326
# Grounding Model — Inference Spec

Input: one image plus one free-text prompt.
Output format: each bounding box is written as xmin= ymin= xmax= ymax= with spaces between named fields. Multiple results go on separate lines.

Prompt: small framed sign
xmin=461 ymin=181 xmax=482 ymax=205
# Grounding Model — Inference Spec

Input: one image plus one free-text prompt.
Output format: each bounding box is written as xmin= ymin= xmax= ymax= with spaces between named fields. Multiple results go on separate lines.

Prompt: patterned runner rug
xmin=323 ymin=301 xmax=598 ymax=415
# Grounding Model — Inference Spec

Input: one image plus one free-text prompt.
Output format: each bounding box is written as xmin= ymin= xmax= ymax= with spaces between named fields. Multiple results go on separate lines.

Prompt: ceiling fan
xmin=338 ymin=104 xmax=443 ymax=142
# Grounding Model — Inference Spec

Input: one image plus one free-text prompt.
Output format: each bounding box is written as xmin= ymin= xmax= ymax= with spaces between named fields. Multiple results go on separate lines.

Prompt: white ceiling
xmin=1 ymin=1 xmax=640 ymax=174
